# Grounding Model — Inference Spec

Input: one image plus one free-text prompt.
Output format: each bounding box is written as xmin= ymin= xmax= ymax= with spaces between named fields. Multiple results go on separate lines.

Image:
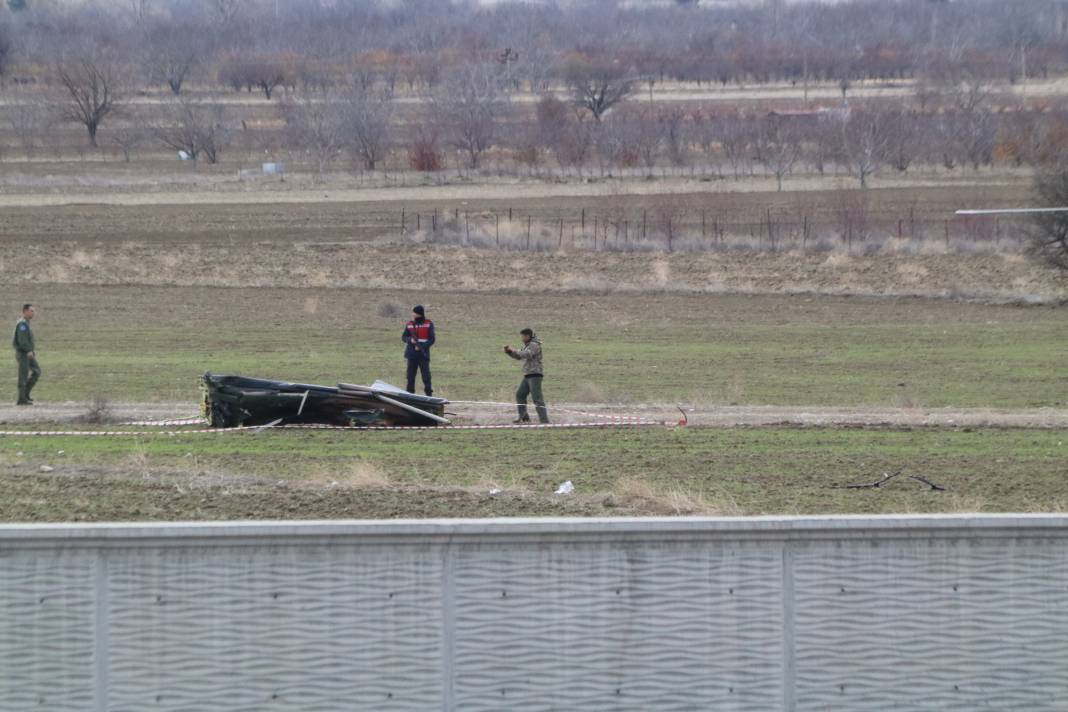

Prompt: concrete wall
xmin=1 ymin=515 xmax=1067 ymax=711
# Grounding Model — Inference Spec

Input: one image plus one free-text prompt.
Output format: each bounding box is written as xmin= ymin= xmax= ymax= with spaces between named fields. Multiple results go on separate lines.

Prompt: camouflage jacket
xmin=508 ymin=337 xmax=543 ymax=376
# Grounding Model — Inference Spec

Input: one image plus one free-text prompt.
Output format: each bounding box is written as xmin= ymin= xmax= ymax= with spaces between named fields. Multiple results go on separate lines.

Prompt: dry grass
xmin=74 ymin=396 xmax=114 ymax=424
xmin=943 ymin=493 xmax=988 ymax=513
xmin=611 ymin=476 xmax=743 ymax=516
xmin=308 ymin=461 xmax=392 ymax=490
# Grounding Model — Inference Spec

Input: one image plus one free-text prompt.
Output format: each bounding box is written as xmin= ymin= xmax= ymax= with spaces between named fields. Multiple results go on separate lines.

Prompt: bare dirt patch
xmin=1 ymin=242 xmax=1061 ymax=302
xmin=0 ymin=461 xmax=624 ymax=521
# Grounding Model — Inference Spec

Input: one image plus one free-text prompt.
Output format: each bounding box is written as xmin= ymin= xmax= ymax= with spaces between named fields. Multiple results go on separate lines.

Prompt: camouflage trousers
xmin=15 ymin=351 xmax=40 ymax=403
xmin=516 ymin=375 xmax=548 ymax=423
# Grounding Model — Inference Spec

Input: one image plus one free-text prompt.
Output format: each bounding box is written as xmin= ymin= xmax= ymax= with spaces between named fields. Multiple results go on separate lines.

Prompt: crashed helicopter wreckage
xmin=201 ymin=373 xmax=450 ymax=428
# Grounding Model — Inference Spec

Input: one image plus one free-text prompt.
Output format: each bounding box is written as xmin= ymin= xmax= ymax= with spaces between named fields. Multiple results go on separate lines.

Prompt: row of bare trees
xmin=7 ymin=79 xmax=1062 ymax=188
xmin=3 ymin=0 xmax=1068 ymax=101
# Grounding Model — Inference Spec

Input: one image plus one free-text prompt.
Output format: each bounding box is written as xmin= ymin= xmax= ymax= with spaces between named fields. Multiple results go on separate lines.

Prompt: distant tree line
xmin=3 ymin=0 xmax=1067 ymax=97
xmin=4 ymin=0 xmax=1068 ymax=185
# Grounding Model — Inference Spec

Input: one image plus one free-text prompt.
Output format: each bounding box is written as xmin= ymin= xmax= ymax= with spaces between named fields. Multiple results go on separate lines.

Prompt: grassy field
xmin=2 ymin=425 xmax=1065 ymax=521
xmin=5 ymin=285 xmax=1065 ymax=408
xmin=0 ymin=283 xmax=1065 ymax=521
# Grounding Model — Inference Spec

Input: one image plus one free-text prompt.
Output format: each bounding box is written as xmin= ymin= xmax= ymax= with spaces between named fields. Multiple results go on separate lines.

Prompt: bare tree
xmin=153 ymin=97 xmax=231 ymax=165
xmin=716 ymin=114 xmax=754 ymax=180
xmin=7 ymin=91 xmax=54 ymax=157
xmin=753 ymin=114 xmax=801 ymax=191
xmin=535 ymin=93 xmax=570 ymax=150
xmin=660 ymin=106 xmax=689 ymax=167
xmin=281 ymin=92 xmax=347 ymax=178
xmin=564 ymin=57 xmax=636 ymax=121
xmin=950 ymin=79 xmax=995 ymax=170
xmin=883 ymin=111 xmax=918 ymax=173
xmin=219 ymin=55 xmax=291 ymax=100
xmin=407 ymin=126 xmax=442 ymax=172
xmin=1001 ymin=3 xmax=1042 ymax=83
xmin=344 ymin=89 xmax=393 ymax=172
xmin=55 ymin=50 xmax=125 ymax=148
xmin=110 ymin=125 xmax=149 ymax=162
xmin=840 ymin=109 xmax=891 ymax=188
xmin=690 ymin=109 xmax=719 ymax=173
xmin=632 ymin=109 xmax=661 ymax=175
xmin=809 ymin=117 xmax=841 ymax=176
xmin=554 ymin=110 xmax=596 ymax=174
xmin=595 ymin=112 xmax=640 ymax=174
xmin=435 ymin=63 xmax=509 ymax=170
xmin=143 ymin=21 xmax=203 ymax=95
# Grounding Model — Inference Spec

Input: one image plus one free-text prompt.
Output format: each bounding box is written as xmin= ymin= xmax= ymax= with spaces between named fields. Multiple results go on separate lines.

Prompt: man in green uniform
xmin=504 ymin=328 xmax=548 ymax=424
xmin=13 ymin=303 xmax=40 ymax=406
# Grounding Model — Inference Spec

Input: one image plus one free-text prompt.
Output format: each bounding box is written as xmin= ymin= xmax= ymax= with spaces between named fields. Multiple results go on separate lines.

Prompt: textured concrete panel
xmin=105 ymin=545 xmax=444 ymax=711
xmin=0 ymin=550 xmax=97 ymax=712
xmin=452 ymin=541 xmax=784 ymax=711
xmin=2 ymin=517 xmax=1068 ymax=711
xmin=793 ymin=538 xmax=1068 ymax=711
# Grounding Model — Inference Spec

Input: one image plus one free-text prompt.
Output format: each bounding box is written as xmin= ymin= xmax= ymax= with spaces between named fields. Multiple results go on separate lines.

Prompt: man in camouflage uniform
xmin=13 ymin=303 xmax=40 ymax=406
xmin=504 ymin=328 xmax=548 ymax=424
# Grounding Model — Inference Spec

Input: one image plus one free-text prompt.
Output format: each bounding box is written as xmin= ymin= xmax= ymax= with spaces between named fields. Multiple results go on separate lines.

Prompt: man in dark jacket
xmin=504 ymin=328 xmax=548 ymax=424
xmin=13 ymin=303 xmax=40 ymax=406
xmin=402 ymin=305 xmax=436 ymax=396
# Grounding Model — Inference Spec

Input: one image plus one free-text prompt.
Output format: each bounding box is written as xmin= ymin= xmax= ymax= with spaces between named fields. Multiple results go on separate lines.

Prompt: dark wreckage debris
xmin=201 ymin=373 xmax=449 ymax=428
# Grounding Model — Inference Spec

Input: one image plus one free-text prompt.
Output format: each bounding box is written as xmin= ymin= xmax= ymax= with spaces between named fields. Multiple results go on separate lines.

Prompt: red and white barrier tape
xmin=119 ymin=416 xmax=205 ymax=427
xmin=0 ymin=419 xmax=668 ymax=437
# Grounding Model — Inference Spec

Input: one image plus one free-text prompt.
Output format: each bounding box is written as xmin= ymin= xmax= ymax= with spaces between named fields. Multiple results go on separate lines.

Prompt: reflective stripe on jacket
xmin=402 ymin=318 xmax=436 ymax=360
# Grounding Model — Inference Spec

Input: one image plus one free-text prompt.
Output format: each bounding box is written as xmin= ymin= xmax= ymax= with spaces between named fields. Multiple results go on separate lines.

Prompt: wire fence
xmin=395 ymin=207 xmax=1028 ymax=254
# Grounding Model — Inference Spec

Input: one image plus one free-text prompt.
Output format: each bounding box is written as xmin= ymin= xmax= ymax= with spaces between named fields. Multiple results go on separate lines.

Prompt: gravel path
xmin=2 ymin=401 xmax=1067 ymax=429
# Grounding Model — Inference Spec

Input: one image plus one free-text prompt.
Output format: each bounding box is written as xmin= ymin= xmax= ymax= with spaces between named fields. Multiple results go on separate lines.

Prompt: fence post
xmin=526 ymin=215 xmax=531 ymax=249
xmin=417 ymin=213 xmax=421 ymax=230
xmin=465 ymin=212 xmax=470 ymax=243
xmin=401 ymin=208 xmax=406 ymax=234
xmin=581 ymin=208 xmax=586 ymax=232
xmin=558 ymin=219 xmax=563 ymax=249
xmin=642 ymin=210 xmax=647 ymax=240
